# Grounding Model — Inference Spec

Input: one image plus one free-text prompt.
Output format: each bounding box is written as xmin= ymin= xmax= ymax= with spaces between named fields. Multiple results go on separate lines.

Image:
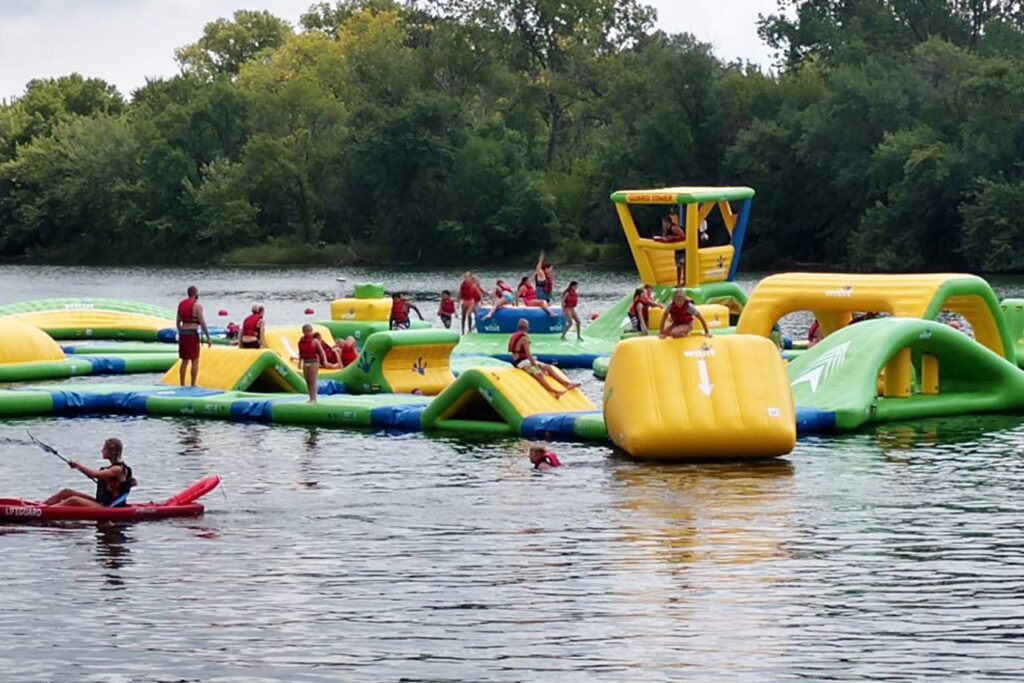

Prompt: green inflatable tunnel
xmin=789 ymin=317 xmax=1024 ymax=429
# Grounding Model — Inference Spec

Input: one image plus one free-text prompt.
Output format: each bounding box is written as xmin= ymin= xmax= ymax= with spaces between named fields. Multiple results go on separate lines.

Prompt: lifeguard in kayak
xmin=43 ymin=438 xmax=135 ymax=508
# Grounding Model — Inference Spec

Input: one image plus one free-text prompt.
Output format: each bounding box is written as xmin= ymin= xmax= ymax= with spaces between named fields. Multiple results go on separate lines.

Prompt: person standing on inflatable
xmin=389 ymin=292 xmax=423 ymax=331
xmin=238 ymin=304 xmax=265 ymax=349
xmin=437 ymin=290 xmax=456 ymax=329
xmin=534 ymin=251 xmax=554 ymax=302
xmin=293 ymin=324 xmax=329 ymax=403
xmin=659 ymin=289 xmax=712 ymax=339
xmin=458 ymin=272 xmax=477 ymax=334
xmin=560 ymin=280 xmax=582 ymax=341
xmin=177 ymin=285 xmax=211 ymax=386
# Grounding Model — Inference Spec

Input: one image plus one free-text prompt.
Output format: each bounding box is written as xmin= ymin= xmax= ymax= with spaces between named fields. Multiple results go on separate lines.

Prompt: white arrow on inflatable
xmin=790 ymin=341 xmax=851 ymax=394
xmin=697 ymin=359 xmax=714 ymax=396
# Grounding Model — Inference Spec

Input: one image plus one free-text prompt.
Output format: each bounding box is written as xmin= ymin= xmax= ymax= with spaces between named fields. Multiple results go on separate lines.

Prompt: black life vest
xmin=95 ymin=462 xmax=134 ymax=507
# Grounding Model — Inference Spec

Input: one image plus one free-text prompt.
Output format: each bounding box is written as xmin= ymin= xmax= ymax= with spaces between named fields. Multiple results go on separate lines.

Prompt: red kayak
xmin=0 ymin=474 xmax=220 ymax=523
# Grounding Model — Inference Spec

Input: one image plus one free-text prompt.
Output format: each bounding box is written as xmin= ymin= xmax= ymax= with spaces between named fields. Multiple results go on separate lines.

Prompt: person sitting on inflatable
xmin=315 ymin=332 xmax=341 ymax=369
xmin=480 ymin=280 xmax=516 ymax=322
xmin=437 ymin=289 xmax=456 ymax=329
xmin=659 ymin=289 xmax=712 ymax=339
xmin=515 ymin=277 xmax=556 ymax=317
xmin=44 ymin=438 xmax=135 ymax=508
xmin=389 ymin=292 xmax=423 ymax=331
xmin=629 ymin=285 xmax=663 ymax=335
xmin=336 ymin=336 xmax=359 ymax=367
xmin=529 ymin=445 xmax=562 ymax=469
xmin=508 ymin=318 xmax=580 ymax=398
xmin=239 ymin=304 xmax=265 ymax=349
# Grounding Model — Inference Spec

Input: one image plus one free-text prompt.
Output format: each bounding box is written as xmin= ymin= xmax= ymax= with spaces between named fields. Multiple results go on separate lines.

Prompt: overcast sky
xmin=0 ymin=0 xmax=780 ymax=102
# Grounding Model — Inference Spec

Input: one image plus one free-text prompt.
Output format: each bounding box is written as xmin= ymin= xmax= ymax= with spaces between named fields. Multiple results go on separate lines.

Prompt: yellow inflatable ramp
xmin=603 ymin=335 xmax=795 ymax=460
xmin=161 ymin=347 xmax=306 ymax=392
xmin=262 ymin=325 xmax=335 ymax=362
xmin=422 ymin=366 xmax=595 ymax=435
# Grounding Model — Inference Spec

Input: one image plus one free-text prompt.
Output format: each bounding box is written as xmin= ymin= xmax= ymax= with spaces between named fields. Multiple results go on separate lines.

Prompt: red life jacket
xmin=340 ymin=344 xmax=358 ymax=367
xmin=322 ymin=343 xmax=339 ymax=364
xmin=542 ymin=273 xmax=554 ymax=294
xmin=297 ymin=336 xmax=319 ymax=360
xmin=177 ymin=297 xmax=199 ymax=324
xmin=459 ymin=281 xmax=474 ymax=299
xmin=241 ymin=313 xmax=262 ymax=339
xmin=628 ymin=294 xmax=641 ymax=316
xmin=520 ymin=282 xmax=536 ymax=303
xmin=563 ymin=289 xmax=578 ymax=308
xmin=508 ymin=330 xmax=529 ymax=362
xmin=391 ymin=298 xmax=409 ymax=323
xmin=668 ymin=300 xmax=694 ymax=325
xmin=440 ymin=298 xmax=456 ymax=314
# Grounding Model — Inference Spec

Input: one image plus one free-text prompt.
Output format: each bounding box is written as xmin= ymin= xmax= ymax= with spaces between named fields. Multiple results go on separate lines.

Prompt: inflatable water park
xmin=3 ymin=185 xmax=1024 ymax=471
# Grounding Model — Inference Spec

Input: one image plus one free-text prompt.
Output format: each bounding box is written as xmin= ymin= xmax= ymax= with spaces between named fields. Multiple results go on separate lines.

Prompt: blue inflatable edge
xmin=796 ymin=407 xmax=836 ymax=434
xmin=453 ymin=352 xmax=598 ymax=370
xmin=521 ymin=411 xmax=601 ymax=441
xmin=371 ymin=404 xmax=427 ymax=431
xmin=82 ymin=356 xmax=127 ymax=375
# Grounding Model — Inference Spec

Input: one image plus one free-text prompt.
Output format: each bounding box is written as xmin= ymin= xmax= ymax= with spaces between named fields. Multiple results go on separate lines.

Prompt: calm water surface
xmin=2 ymin=266 xmax=1024 ymax=681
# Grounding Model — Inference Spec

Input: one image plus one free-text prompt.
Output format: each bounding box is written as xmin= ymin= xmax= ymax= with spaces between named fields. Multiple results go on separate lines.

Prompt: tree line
xmin=2 ymin=0 xmax=1024 ymax=271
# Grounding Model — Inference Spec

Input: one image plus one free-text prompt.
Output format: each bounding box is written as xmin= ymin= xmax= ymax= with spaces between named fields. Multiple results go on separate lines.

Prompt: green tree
xmin=175 ymin=10 xmax=293 ymax=79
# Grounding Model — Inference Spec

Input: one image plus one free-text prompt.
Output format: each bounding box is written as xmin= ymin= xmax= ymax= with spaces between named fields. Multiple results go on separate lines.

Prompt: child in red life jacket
xmin=560 ymin=280 xmax=582 ymax=341
xmin=437 ymin=290 xmax=456 ymax=329
xmin=659 ymin=289 xmax=712 ymax=339
xmin=529 ymin=445 xmax=561 ymax=469
xmin=389 ymin=292 xmax=424 ymax=330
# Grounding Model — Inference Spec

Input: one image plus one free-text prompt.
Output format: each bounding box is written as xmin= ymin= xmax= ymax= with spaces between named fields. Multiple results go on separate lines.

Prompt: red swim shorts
xmin=178 ymin=331 xmax=200 ymax=360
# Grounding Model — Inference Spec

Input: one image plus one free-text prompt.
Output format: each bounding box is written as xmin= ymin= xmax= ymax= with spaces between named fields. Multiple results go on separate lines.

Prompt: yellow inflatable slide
xmin=603 ymin=335 xmax=795 ymax=460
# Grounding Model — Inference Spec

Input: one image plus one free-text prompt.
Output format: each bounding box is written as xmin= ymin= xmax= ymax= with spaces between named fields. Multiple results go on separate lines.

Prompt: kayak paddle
xmin=27 ymin=431 xmax=97 ymax=481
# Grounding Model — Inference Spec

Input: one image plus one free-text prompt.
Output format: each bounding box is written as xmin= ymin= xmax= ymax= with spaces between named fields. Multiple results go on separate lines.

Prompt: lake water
xmin=2 ymin=265 xmax=1024 ymax=681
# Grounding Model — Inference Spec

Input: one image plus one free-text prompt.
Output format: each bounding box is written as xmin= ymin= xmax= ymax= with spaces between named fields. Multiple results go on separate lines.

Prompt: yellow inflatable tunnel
xmin=736 ymin=272 xmax=1015 ymax=362
xmin=161 ymin=347 xmax=306 ymax=392
xmin=0 ymin=320 xmax=66 ymax=364
xmin=603 ymin=335 xmax=795 ymax=460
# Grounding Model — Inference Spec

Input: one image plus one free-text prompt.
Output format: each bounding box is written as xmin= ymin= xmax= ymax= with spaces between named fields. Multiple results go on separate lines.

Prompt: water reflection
xmin=93 ymin=522 xmax=132 ymax=588
xmin=176 ymin=421 xmax=204 ymax=456
xmin=611 ymin=456 xmax=795 ymax=567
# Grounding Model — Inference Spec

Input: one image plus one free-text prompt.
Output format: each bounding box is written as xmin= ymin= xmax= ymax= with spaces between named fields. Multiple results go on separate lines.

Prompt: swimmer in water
xmin=529 ymin=445 xmax=561 ymax=469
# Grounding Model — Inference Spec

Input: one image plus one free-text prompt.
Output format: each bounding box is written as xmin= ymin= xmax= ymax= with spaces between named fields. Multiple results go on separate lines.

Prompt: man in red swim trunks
xmin=176 ymin=285 xmax=211 ymax=386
